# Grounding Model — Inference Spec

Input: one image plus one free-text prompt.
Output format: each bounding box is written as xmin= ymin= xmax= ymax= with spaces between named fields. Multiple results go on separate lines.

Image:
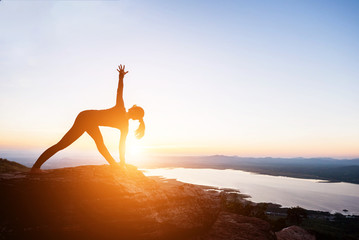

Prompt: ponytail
xmin=135 ymin=118 xmax=145 ymax=139
xmin=129 ymin=105 xmax=145 ymax=139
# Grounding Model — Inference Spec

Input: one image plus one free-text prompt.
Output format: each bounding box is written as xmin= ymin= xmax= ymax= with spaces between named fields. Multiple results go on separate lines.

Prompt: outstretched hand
xmin=117 ymin=64 xmax=128 ymax=78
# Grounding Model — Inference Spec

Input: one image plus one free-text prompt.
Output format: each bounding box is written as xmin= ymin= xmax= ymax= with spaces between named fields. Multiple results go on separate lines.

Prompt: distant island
xmin=141 ymin=155 xmax=359 ymax=184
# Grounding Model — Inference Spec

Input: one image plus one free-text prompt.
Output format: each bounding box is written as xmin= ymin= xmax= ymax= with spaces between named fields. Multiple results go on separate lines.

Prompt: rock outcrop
xmin=0 ymin=165 xmax=221 ymax=239
xmin=276 ymin=225 xmax=316 ymax=240
xmin=198 ymin=211 xmax=276 ymax=240
xmin=0 ymin=164 xmax=282 ymax=240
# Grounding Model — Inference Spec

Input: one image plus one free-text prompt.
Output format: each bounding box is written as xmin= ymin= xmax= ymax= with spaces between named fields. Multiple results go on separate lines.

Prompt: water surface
xmin=143 ymin=168 xmax=359 ymax=215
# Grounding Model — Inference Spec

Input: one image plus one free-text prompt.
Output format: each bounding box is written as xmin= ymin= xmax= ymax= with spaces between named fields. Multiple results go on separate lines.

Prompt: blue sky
xmin=0 ymin=0 xmax=358 ymax=159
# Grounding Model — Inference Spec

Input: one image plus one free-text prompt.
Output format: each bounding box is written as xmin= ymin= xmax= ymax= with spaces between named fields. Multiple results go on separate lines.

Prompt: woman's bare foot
xmin=30 ymin=168 xmax=45 ymax=174
xmin=119 ymin=161 xmax=126 ymax=169
xmin=110 ymin=163 xmax=126 ymax=175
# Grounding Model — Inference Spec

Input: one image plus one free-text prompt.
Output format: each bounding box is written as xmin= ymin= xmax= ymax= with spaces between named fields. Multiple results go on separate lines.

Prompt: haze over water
xmin=143 ymin=168 xmax=359 ymax=215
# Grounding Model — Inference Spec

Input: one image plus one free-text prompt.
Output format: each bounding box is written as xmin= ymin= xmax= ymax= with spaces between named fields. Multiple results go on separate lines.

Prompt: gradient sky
xmin=1 ymin=0 xmax=358 ymax=159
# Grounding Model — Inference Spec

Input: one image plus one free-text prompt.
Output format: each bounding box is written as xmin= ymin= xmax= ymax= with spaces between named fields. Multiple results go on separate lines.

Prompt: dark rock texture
xmin=198 ymin=211 xmax=276 ymax=240
xmin=276 ymin=225 xmax=316 ymax=240
xmin=0 ymin=164 xmax=278 ymax=240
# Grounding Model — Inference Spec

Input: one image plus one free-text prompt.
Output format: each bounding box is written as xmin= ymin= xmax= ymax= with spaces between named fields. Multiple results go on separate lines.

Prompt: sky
xmin=0 ymin=0 xmax=359 ymax=161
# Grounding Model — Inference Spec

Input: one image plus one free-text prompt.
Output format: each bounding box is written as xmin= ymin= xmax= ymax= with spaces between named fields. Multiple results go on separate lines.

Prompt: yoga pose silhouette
xmin=31 ymin=65 xmax=145 ymax=173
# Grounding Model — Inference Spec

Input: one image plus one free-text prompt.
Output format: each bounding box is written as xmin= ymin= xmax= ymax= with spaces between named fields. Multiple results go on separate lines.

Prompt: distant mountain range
xmin=141 ymin=155 xmax=359 ymax=184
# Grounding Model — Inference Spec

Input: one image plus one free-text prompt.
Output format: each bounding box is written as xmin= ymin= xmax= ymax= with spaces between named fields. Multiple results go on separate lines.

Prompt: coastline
xmin=149 ymin=174 xmax=358 ymax=217
xmin=142 ymin=167 xmax=359 ymax=216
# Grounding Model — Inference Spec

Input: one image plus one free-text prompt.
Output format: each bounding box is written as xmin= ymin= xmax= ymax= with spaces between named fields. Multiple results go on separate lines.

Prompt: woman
xmin=31 ymin=65 xmax=145 ymax=173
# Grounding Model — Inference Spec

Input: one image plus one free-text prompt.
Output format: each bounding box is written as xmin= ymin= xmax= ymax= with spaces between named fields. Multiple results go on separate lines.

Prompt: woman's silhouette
xmin=31 ymin=65 xmax=145 ymax=173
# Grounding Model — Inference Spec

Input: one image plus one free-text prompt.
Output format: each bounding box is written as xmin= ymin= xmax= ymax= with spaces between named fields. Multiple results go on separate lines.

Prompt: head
xmin=128 ymin=105 xmax=145 ymax=139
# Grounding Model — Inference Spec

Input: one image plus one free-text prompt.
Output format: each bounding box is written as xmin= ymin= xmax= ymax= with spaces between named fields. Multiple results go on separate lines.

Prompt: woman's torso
xmin=80 ymin=107 xmax=128 ymax=131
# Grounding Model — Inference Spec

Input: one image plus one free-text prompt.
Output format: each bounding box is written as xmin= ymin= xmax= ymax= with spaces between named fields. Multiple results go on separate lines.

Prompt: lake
xmin=143 ymin=168 xmax=359 ymax=215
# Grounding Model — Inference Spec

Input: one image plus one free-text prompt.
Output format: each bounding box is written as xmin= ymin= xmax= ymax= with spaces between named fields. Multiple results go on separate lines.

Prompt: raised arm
xmin=116 ymin=64 xmax=128 ymax=109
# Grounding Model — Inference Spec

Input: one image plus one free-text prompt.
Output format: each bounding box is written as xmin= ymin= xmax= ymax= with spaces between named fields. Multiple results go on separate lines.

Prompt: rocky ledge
xmin=0 ymin=164 xmax=314 ymax=240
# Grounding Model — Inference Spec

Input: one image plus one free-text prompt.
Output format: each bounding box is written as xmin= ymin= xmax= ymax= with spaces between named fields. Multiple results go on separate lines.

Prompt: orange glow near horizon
xmin=2 ymin=134 xmax=358 ymax=159
xmin=1 ymin=121 xmax=359 ymax=159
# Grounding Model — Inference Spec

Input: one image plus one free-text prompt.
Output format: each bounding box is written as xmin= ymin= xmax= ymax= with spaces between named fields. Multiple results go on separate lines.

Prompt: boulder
xmin=198 ymin=211 xmax=276 ymax=240
xmin=276 ymin=225 xmax=316 ymax=240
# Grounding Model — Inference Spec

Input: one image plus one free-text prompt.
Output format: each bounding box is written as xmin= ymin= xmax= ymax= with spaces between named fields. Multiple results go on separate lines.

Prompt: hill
xmin=0 ymin=158 xmax=29 ymax=173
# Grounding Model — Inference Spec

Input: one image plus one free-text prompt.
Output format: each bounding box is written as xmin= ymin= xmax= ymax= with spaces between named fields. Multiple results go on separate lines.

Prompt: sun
xmin=128 ymin=143 xmax=143 ymax=156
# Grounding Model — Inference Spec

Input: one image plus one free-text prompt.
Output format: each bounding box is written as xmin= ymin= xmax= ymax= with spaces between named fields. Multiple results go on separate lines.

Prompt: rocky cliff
xmin=0 ymin=164 xmax=314 ymax=240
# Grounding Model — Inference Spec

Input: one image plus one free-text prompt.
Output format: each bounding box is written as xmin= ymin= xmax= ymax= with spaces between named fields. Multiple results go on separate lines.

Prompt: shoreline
xmin=142 ymin=167 xmax=359 ymax=216
xmin=148 ymin=174 xmax=359 ymax=218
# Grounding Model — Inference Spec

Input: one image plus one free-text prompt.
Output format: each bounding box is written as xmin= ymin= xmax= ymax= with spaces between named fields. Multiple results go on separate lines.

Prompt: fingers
xmin=117 ymin=64 xmax=128 ymax=73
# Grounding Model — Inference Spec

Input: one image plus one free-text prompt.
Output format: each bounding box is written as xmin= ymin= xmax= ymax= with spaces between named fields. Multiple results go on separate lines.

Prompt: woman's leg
xmin=32 ymin=122 xmax=85 ymax=170
xmin=86 ymin=126 xmax=117 ymax=166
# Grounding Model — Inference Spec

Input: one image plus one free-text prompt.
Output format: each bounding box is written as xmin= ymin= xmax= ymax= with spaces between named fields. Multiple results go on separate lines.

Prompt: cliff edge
xmin=0 ymin=163 xmax=314 ymax=240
